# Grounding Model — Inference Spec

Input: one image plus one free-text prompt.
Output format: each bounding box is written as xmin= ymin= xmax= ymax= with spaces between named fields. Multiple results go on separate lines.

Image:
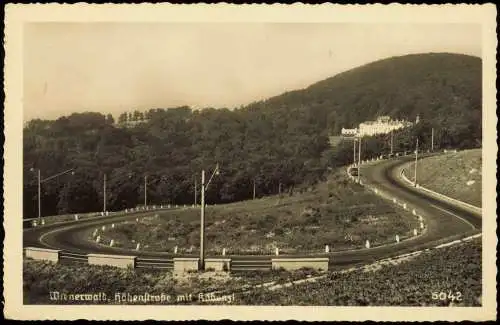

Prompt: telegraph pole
xmin=358 ymin=136 xmax=362 ymax=182
xmin=37 ymin=169 xmax=41 ymax=221
xmin=199 ymin=163 xmax=220 ymax=270
xmin=200 ymin=170 xmax=206 ymax=268
xmin=194 ymin=177 xmax=197 ymax=206
xmin=353 ymin=138 xmax=357 ymax=166
xmin=31 ymin=167 xmax=75 ymax=221
xmin=144 ymin=175 xmax=148 ymax=207
xmin=390 ymin=131 xmax=394 ymax=155
xmin=431 ymin=128 xmax=434 ymax=152
xmin=103 ymin=174 xmax=107 ymax=213
xmin=414 ymin=138 xmax=419 ymax=186
xmin=253 ymin=178 xmax=256 ymax=200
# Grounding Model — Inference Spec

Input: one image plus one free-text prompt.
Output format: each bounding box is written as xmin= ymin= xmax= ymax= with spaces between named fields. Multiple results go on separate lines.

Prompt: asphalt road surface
xmin=23 ymin=155 xmax=481 ymax=270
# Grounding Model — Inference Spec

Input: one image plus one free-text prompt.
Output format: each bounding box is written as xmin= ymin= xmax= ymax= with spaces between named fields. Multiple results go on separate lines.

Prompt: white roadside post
xmin=136 ymin=243 xmax=141 ymax=251
xmin=365 ymin=240 xmax=370 ymax=249
xmin=110 ymin=239 xmax=114 ymax=247
xmin=414 ymin=229 xmax=418 ymax=236
xmin=74 ymin=214 xmax=79 ymax=221
xmin=275 ymin=247 xmax=279 ymax=256
xmin=396 ymin=235 xmax=400 ymax=243
xmin=174 ymin=246 xmax=178 ymax=254
xmin=325 ymin=245 xmax=330 ymax=253
xmin=96 ymin=235 xmax=101 ymax=243
xmin=222 ymin=248 xmax=226 ymax=256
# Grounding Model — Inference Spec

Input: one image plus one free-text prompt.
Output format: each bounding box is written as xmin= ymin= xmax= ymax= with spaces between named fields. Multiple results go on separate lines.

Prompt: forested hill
xmin=246 ymin=52 xmax=482 ymax=136
xmin=23 ymin=52 xmax=482 ymax=217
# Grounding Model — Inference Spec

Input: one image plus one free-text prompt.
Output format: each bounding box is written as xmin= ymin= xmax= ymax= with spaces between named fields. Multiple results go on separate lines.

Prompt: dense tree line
xmin=23 ymin=107 xmax=330 ymax=217
xmin=23 ymin=53 xmax=481 ymax=217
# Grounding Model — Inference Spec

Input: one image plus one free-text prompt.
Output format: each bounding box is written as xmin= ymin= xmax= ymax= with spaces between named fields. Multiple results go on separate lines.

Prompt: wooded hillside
xmin=23 ymin=53 xmax=482 ymax=217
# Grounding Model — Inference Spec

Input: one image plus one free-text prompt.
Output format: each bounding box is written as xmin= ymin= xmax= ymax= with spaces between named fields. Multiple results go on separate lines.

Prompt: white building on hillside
xmin=341 ymin=115 xmax=416 ymax=137
xmin=341 ymin=128 xmax=359 ymax=136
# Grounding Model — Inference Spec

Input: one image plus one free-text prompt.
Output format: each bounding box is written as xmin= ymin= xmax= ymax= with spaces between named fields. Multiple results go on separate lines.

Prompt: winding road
xmin=23 ymin=154 xmax=482 ymax=271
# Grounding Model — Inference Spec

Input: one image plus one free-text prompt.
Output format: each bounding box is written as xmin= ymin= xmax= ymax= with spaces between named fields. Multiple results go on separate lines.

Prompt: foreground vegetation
xmin=407 ymin=149 xmax=482 ymax=207
xmin=90 ymin=170 xmax=420 ymax=254
xmin=238 ymin=238 xmax=482 ymax=306
xmin=24 ymin=238 xmax=481 ymax=306
xmin=23 ymin=259 xmax=319 ymax=305
xmin=24 ymin=53 xmax=481 ymax=218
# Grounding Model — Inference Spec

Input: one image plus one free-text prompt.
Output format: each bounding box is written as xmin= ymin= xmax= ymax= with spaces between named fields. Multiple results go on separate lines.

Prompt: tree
xmin=118 ymin=112 xmax=128 ymax=124
xmin=106 ymin=114 xmax=115 ymax=125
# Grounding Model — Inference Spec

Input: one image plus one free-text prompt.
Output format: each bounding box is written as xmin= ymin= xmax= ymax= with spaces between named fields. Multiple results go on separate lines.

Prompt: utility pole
xmin=37 ymin=169 xmax=41 ymax=221
xmin=103 ymin=174 xmax=107 ymax=213
xmin=253 ymin=178 xmax=256 ymax=200
xmin=414 ymin=138 xmax=419 ymax=186
xmin=358 ymin=136 xmax=362 ymax=182
xmin=144 ymin=175 xmax=148 ymax=207
xmin=390 ymin=131 xmax=394 ymax=155
xmin=194 ymin=177 xmax=197 ymax=206
xmin=31 ymin=167 xmax=75 ymax=221
xmin=199 ymin=163 xmax=220 ymax=270
xmin=353 ymin=138 xmax=357 ymax=166
xmin=431 ymin=128 xmax=434 ymax=152
xmin=200 ymin=170 xmax=206 ymax=268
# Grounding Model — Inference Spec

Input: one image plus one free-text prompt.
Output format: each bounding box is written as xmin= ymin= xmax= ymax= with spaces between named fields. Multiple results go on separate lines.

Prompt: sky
xmin=23 ymin=23 xmax=482 ymax=121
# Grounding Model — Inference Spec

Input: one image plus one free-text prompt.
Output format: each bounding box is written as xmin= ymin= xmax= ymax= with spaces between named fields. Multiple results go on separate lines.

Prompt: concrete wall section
xmin=25 ymin=247 xmax=61 ymax=262
xmin=272 ymin=257 xmax=329 ymax=271
xmin=174 ymin=258 xmax=200 ymax=272
xmin=88 ymin=254 xmax=136 ymax=269
xmin=204 ymin=258 xmax=231 ymax=271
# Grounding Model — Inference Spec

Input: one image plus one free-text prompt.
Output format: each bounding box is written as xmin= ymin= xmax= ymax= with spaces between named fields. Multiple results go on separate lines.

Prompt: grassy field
xmin=24 ymin=238 xmax=481 ymax=306
xmin=237 ymin=238 xmax=482 ymax=306
xmin=88 ymin=170 xmax=420 ymax=254
xmin=406 ymin=148 xmax=482 ymax=207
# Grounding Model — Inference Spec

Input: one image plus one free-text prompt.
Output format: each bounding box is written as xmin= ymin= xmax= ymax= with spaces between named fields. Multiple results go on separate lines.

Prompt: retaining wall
xmin=271 ymin=257 xmax=329 ymax=271
xmin=88 ymin=253 xmax=136 ymax=269
xmin=173 ymin=257 xmax=199 ymax=272
xmin=205 ymin=258 xmax=231 ymax=271
xmin=25 ymin=247 xmax=61 ymax=262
